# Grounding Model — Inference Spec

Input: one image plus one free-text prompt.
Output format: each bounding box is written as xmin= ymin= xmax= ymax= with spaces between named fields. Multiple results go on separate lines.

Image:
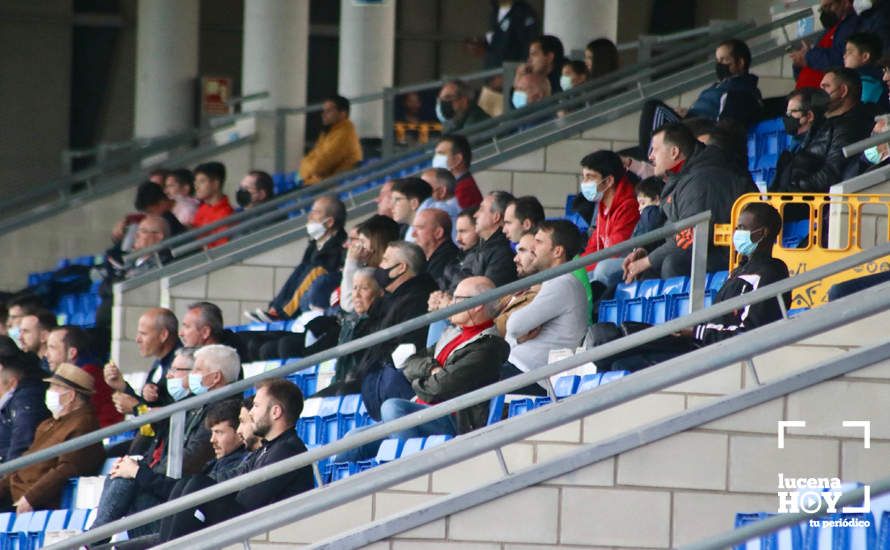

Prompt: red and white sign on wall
xmin=201 ymin=76 xmax=233 ymax=116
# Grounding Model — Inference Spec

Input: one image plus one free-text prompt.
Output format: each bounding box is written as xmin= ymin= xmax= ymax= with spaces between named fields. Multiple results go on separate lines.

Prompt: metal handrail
xmin=0 ymin=211 xmax=711 ymax=478
xmin=682 ymin=481 xmax=885 ymax=549
xmin=121 ymin=9 xmax=809 ymax=264
xmin=842 ymin=129 xmax=890 ymax=158
xmin=49 ymin=242 xmax=890 ymax=548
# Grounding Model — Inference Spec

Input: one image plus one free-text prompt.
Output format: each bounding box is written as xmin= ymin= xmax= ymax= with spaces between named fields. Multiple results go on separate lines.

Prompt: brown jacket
xmin=494 ymin=286 xmax=540 ymax=337
xmin=0 ymin=405 xmax=103 ymax=508
xmin=298 ymin=118 xmax=363 ymax=185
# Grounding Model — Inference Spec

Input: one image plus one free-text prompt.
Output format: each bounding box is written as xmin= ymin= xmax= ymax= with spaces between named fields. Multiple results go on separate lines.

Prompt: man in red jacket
xmin=45 ymin=326 xmax=122 ymax=428
xmin=578 ymin=150 xmax=641 ymax=289
xmin=432 ymin=134 xmax=483 ymax=209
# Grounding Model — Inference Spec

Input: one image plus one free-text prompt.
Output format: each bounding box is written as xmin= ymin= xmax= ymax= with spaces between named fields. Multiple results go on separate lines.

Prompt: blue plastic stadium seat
xmin=399 ymin=437 xmax=425 ymax=457
xmin=245 ymin=323 xmax=269 ymax=332
xmin=645 ymin=295 xmax=668 ymax=324
xmin=426 ymin=320 xmax=449 ymax=348
xmin=59 ymin=478 xmax=77 ymax=509
xmin=100 ymin=457 xmax=118 ymax=475
xmin=338 ymin=394 xmax=362 ymax=436
xmin=600 ymin=370 xmax=628 ymax=384
xmin=614 ymin=281 xmax=639 ymax=302
xmin=65 ymin=509 xmax=90 ymax=531
xmin=553 ymin=375 xmax=580 ymax=399
xmin=621 ymin=298 xmax=645 ymax=323
xmin=734 ymin=512 xmax=803 ymax=550
xmin=637 ymin=279 xmax=662 ymax=299
xmin=507 ymin=397 xmax=535 ymax=418
xmin=534 ymin=396 xmax=551 ymax=408
xmin=0 ymin=512 xmax=13 ymax=534
xmin=375 ymin=439 xmax=403 ymax=464
xmin=878 ymin=511 xmax=890 ymax=549
xmin=578 ymin=373 xmax=602 ymax=392
xmin=317 ymin=396 xmax=343 ymax=444
xmin=782 ymin=219 xmax=810 ymax=248
xmin=327 ymin=461 xmax=356 ymax=482
xmin=706 ymin=271 xmax=729 ymax=293
xmin=667 ymin=293 xmax=690 ymax=320
xmin=804 ymin=512 xmax=875 ymax=550
xmin=661 ymin=276 xmax=688 ymax=295
xmin=40 ymin=510 xmax=70 ymax=546
xmin=422 ymin=435 xmax=452 ymax=449
xmin=597 ymin=300 xmax=620 ymax=324
xmin=704 ymin=290 xmax=716 ymax=308
xmin=487 ymin=395 xmax=506 ymax=425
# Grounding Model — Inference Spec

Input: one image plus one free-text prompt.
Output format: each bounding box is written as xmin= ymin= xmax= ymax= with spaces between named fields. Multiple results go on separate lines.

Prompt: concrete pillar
xmin=543 ymin=0 xmax=618 ymax=57
xmin=133 ymin=0 xmax=199 ymax=139
xmin=242 ymin=0 xmax=309 ymax=172
xmin=338 ymin=0 xmax=396 ymax=139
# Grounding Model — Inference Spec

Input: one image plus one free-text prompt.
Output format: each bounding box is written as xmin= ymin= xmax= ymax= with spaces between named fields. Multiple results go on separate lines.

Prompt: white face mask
xmin=854 ymin=0 xmax=872 ymax=13
xmin=306 ymin=220 xmax=327 ymax=241
xmin=45 ymin=390 xmax=64 ymax=417
xmin=431 ymin=154 xmax=450 ymax=170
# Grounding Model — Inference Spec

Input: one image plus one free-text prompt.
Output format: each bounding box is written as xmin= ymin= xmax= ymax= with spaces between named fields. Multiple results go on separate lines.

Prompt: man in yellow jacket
xmin=299 ymin=95 xmax=363 ymax=185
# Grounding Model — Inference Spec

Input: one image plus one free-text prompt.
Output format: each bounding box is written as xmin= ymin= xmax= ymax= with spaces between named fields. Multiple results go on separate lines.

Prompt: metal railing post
xmin=688 ymin=218 xmax=710 ymax=313
xmin=274 ymin=108 xmax=286 ymax=175
xmin=166 ymin=410 xmax=186 ymax=479
xmin=382 ymin=87 xmax=396 ymax=158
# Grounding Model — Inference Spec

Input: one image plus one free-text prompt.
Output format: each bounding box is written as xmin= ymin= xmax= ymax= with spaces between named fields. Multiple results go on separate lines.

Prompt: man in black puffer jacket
xmin=773 ymin=70 xmax=873 ymax=193
xmin=623 ymin=122 xmax=756 ymax=281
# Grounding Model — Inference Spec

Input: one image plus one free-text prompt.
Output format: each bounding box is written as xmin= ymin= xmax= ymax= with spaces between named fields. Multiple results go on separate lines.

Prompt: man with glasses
xmin=436 ymin=79 xmax=491 ymax=133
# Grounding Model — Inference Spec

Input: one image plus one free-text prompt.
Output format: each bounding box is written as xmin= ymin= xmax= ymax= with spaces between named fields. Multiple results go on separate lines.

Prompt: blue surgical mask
xmin=511 ymin=90 xmax=528 ymax=109
xmin=580 ymin=182 xmax=602 ymax=202
xmin=167 ymin=377 xmax=190 ymax=401
xmin=864 ymin=145 xmax=883 ymax=165
xmin=7 ymin=327 xmax=21 ymax=349
xmin=188 ymin=372 xmax=209 ymax=395
xmin=560 ymin=75 xmax=573 ymax=91
xmin=733 ymin=229 xmax=760 ymax=256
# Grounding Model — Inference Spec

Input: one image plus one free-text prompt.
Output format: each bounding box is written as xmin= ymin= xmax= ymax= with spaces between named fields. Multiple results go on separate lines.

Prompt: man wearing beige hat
xmin=0 ymin=363 xmax=104 ymax=512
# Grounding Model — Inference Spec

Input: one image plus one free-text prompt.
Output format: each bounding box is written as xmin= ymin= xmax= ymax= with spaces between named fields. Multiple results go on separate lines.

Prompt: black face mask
xmin=439 ymin=99 xmax=456 ymax=120
xmin=819 ymin=8 xmax=840 ymax=29
xmin=715 ymin=61 xmax=732 ymax=81
xmin=235 ymin=189 xmax=252 ymax=208
xmin=783 ymin=114 xmax=802 ymax=135
xmin=373 ymin=264 xmax=400 ymax=289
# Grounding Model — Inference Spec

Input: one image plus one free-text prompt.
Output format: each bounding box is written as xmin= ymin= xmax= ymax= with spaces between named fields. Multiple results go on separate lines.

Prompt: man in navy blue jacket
xmin=0 ymin=352 xmax=49 ymax=463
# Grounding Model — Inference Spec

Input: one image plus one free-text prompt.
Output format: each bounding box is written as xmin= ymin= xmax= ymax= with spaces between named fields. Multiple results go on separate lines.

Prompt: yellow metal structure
xmin=714 ymin=193 xmax=890 ymax=309
xmin=394 ymin=121 xmax=443 ymax=144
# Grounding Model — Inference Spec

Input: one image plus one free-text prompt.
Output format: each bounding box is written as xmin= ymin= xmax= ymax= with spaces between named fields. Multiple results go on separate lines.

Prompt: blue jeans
xmin=331 ymin=398 xmax=457 ymax=463
xmin=591 ymin=258 xmax=625 ymax=288
xmin=91 ymin=476 xmax=162 ymax=538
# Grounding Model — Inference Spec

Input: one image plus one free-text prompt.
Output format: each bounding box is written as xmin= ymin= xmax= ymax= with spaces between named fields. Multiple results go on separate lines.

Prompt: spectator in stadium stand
xmin=192 ymin=161 xmax=235 ymax=248
xmin=148 ymin=168 xmax=170 ymax=186
xmin=436 ymin=79 xmax=491 ymax=133
xmin=527 ymin=35 xmax=566 ymax=93
xmin=374 ymin=180 xmax=395 ymax=218
xmin=237 ymin=395 xmax=262 ymax=453
xmin=560 ymin=59 xmax=590 ymax=91
xmin=851 ymin=113 xmax=890 ymax=173
xmin=179 ymin=301 xmax=247 ymax=361
xmin=502 ymin=195 xmax=545 ymax=244
xmin=45 ymin=325 xmax=122 ymax=428
xmin=4 ymin=296 xmax=43 ymax=346
xmin=478 ymin=0 xmax=539 ymax=69
xmin=623 ymin=122 xmax=756 ymax=281
xmin=146 ymin=379 xmax=313 ymax=541
xmin=420 ymin=168 xmax=462 ymax=222
xmin=597 ymin=203 xmax=790 ymax=372
xmin=494 ymin=231 xmax=540 ymax=336
xmin=585 ymin=38 xmax=620 ymax=78
xmin=502 ymin=221 xmax=589 ymax=395
xmin=163 ymin=168 xmax=199 ymax=227
xmin=0 ymin=352 xmax=49 ymax=463
xmin=455 ymin=206 xmax=480 ymax=252
xmin=0 ymin=363 xmax=103 ymax=512
xmin=432 ymin=134 xmax=484 ymax=209
xmin=92 ymin=346 xmax=243 ymax=540
xmin=578 ymin=151 xmax=641 ymax=290
xmin=133 ymin=180 xmax=187 ymax=236
xmin=235 ymin=170 xmax=275 ymax=210
xmin=298 ymin=95 xmax=363 ymax=185
xmin=774 ymin=71 xmax=873 ymax=193
xmin=340 ymin=215 xmax=401 ymax=313
xmin=638 ymin=39 xmax=763 ymax=154
xmin=245 ymin=195 xmax=347 ymax=323
xmin=630 ymin=177 xmax=668 ymax=247
xmin=103 ymin=307 xmax=180 ymax=416
xmin=457 ymin=191 xmax=518 ymax=287
xmin=17 ymin=309 xmax=55 ymax=366
xmin=390 ymin=177 xmax=433 ymax=242
xmin=858 ymin=0 xmax=890 ymax=57
xmin=844 ymin=31 xmax=890 ymax=108
xmin=335 ymin=276 xmax=509 ymax=463
xmin=412 ymin=208 xmax=460 ymax=289
xmin=511 ymin=70 xmax=551 ymax=109
xmin=354 ymin=241 xmax=439 ymax=420
xmin=790 ymin=0 xmax=859 ymax=88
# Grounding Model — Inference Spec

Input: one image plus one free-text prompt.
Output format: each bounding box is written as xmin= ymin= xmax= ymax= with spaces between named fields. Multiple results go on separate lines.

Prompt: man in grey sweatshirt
xmin=504 ymin=220 xmax=589 ymax=393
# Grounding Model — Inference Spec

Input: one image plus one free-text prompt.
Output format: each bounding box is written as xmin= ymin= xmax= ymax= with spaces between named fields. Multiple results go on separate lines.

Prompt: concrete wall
xmin=232 ymin=307 xmax=890 ymax=548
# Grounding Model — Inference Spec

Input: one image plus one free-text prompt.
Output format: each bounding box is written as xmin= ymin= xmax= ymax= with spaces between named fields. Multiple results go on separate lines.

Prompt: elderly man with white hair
xmin=91 ymin=344 xmax=242 ymax=540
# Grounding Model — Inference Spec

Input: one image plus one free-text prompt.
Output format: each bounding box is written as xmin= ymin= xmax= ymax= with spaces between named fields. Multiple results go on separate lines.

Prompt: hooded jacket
xmin=582 ymin=171 xmax=641 ymax=271
xmin=688 ymin=73 xmax=762 ymax=127
xmin=648 ymin=144 xmax=757 ymax=275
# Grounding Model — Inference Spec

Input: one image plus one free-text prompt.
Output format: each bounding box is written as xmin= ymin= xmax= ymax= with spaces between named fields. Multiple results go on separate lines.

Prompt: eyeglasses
xmin=169 ymin=367 xmax=192 ymax=373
